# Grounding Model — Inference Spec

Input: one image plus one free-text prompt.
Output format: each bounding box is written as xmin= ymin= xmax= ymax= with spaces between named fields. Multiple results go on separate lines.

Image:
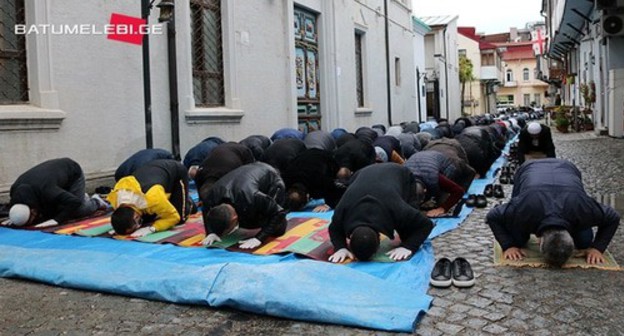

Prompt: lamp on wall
xmin=157 ymin=0 xmax=175 ymax=22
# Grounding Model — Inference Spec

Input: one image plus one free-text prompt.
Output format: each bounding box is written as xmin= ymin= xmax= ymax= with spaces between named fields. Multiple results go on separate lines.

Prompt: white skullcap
xmin=528 ymin=122 xmax=542 ymax=135
xmin=374 ymin=146 xmax=388 ymax=162
xmin=509 ymin=118 xmax=519 ymax=128
xmin=9 ymin=204 xmax=31 ymax=226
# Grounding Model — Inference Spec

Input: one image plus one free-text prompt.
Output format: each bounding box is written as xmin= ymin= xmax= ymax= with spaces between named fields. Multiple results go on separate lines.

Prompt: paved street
xmin=1 ymin=130 xmax=623 ymax=335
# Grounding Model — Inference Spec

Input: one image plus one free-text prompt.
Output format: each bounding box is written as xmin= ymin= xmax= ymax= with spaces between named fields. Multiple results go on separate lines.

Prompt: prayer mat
xmin=11 ymin=213 xmax=402 ymax=263
xmin=493 ymin=236 xmax=621 ymax=270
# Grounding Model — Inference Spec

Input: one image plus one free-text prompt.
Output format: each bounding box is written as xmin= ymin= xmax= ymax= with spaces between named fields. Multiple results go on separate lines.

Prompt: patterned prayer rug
xmin=12 ymin=213 xmax=401 ymax=263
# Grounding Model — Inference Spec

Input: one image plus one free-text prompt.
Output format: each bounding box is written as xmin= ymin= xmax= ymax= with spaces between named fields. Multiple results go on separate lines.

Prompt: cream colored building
xmin=457 ymin=27 xmax=504 ymax=116
xmin=496 ymin=41 xmax=548 ymax=108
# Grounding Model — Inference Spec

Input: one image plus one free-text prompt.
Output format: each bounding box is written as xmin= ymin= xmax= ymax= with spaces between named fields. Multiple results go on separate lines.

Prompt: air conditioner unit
xmin=596 ymin=0 xmax=624 ymax=10
xmin=602 ymin=13 xmax=624 ymax=36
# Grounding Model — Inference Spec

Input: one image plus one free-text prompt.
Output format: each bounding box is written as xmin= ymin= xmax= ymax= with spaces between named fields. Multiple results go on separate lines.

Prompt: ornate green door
xmin=294 ymin=7 xmax=320 ymax=132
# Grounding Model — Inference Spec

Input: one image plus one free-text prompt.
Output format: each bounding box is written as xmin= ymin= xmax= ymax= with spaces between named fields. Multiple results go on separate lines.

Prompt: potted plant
xmin=583 ymin=115 xmax=594 ymax=131
xmin=554 ymin=107 xmax=569 ymax=133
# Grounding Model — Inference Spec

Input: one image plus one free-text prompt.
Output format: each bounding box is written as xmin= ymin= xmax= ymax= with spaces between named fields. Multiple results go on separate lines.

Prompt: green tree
xmin=459 ymin=55 xmax=475 ymax=115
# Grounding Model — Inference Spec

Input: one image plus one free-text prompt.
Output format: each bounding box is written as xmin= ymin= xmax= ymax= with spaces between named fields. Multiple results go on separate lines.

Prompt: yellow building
xmin=496 ymin=41 xmax=549 ymax=107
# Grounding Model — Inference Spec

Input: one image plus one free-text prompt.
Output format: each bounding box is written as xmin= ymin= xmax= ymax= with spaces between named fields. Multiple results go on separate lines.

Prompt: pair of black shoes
xmin=430 ymin=257 xmax=475 ymax=288
xmin=484 ymin=184 xmax=504 ymax=198
xmin=500 ymin=173 xmax=514 ymax=184
xmin=465 ymin=194 xmax=487 ymax=208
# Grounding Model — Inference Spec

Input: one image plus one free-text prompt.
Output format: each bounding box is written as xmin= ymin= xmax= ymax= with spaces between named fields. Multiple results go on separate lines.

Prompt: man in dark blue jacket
xmin=183 ymin=137 xmax=226 ymax=178
xmin=5 ymin=158 xmax=107 ymax=227
xmin=486 ymin=159 xmax=620 ymax=266
xmin=115 ymin=148 xmax=174 ymax=181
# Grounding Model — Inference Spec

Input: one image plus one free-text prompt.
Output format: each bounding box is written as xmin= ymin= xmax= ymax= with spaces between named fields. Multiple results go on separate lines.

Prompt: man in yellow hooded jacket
xmin=107 ymin=159 xmax=193 ymax=237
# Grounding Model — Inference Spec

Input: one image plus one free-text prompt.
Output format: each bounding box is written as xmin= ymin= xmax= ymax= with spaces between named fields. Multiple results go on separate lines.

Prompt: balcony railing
xmin=504 ymin=81 xmax=517 ymax=87
xmin=480 ymin=65 xmax=502 ymax=81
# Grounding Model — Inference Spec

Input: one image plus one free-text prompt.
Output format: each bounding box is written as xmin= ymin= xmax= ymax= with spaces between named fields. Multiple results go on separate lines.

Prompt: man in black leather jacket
xmin=200 ymin=162 xmax=287 ymax=249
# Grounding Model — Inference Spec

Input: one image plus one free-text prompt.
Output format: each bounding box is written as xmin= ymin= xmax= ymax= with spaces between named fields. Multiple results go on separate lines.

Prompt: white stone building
xmin=540 ymin=0 xmax=624 ymax=137
xmin=0 ymin=0 xmax=418 ymax=197
xmin=420 ymin=15 xmax=461 ymax=122
xmin=412 ymin=16 xmax=430 ymax=123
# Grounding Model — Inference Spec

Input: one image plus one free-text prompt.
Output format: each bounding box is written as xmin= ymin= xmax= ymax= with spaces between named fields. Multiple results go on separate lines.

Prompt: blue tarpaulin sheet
xmin=0 ymin=136 xmax=514 ymax=332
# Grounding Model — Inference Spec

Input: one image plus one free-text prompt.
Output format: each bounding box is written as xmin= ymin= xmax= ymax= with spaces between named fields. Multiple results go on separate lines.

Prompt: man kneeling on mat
xmin=108 ymin=160 xmax=194 ymax=237
xmin=486 ymin=159 xmax=620 ymax=266
xmin=328 ymin=163 xmax=434 ymax=263
xmin=201 ymin=162 xmax=287 ymax=249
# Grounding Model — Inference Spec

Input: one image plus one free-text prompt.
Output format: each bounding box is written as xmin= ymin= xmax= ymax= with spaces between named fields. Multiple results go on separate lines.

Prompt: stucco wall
xmin=0 ymin=0 xmax=417 ymax=195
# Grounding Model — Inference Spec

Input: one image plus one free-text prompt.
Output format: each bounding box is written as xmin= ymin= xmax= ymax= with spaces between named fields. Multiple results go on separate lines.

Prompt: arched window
xmin=506 ymin=69 xmax=514 ymax=82
xmin=523 ymin=68 xmax=530 ymax=81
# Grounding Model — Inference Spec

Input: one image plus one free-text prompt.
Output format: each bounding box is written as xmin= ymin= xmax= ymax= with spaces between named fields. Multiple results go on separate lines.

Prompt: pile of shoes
xmin=430 ymin=257 xmax=475 ymax=288
xmin=484 ymin=183 xmax=504 ymax=199
xmin=508 ymin=142 xmax=520 ymax=163
xmin=465 ymin=194 xmax=487 ymax=208
xmin=499 ymin=163 xmax=516 ymax=185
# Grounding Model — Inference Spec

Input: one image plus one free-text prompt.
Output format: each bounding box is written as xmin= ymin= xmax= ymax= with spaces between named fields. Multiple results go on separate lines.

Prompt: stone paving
xmin=1 ymin=130 xmax=623 ymax=335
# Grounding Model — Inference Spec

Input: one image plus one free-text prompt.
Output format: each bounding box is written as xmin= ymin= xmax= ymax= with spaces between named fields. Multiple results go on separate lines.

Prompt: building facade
xmin=457 ymin=27 xmax=504 ymax=116
xmin=420 ymin=15 xmax=461 ymax=122
xmin=412 ymin=17 xmax=430 ymax=123
xmin=477 ymin=25 xmax=549 ymax=110
xmin=539 ymin=0 xmax=624 ymax=137
xmin=497 ymin=41 xmax=548 ymax=108
xmin=0 ymin=0 xmax=418 ymax=196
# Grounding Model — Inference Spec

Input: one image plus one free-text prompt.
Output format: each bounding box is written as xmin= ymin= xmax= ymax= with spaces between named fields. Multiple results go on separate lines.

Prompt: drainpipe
xmin=384 ymin=0 xmax=393 ymax=126
xmin=141 ymin=0 xmax=153 ymax=149
xmin=443 ymin=26 xmax=450 ymax=120
xmin=416 ymin=67 xmax=422 ymax=123
xmin=165 ymin=9 xmax=180 ymax=159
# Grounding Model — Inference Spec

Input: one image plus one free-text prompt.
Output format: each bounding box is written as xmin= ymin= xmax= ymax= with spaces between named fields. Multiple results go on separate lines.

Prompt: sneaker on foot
xmin=430 ymin=258 xmax=452 ymax=288
xmin=452 ymin=257 xmax=475 ymax=288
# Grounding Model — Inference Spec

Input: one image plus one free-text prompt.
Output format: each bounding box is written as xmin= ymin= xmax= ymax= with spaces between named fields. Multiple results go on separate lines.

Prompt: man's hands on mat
xmin=202 ymin=233 xmax=221 ymax=246
xmin=130 ymin=226 xmax=154 ymax=238
xmin=238 ymin=237 xmax=261 ymax=249
xmin=34 ymin=219 xmax=58 ymax=228
xmin=503 ymin=247 xmax=526 ymax=261
xmin=426 ymin=207 xmax=446 ymax=217
xmin=386 ymin=247 xmax=413 ymax=261
xmin=313 ymin=204 xmax=330 ymax=212
xmin=328 ymin=248 xmax=354 ymax=263
xmin=584 ymin=248 xmax=604 ymax=264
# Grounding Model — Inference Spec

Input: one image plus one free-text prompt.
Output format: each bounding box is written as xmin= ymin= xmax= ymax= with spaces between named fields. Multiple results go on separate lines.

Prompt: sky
xmin=412 ymin=0 xmax=544 ymax=34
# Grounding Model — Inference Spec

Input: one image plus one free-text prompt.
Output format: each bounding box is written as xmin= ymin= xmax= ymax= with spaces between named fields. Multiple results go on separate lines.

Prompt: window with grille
xmin=0 ymin=0 xmax=28 ymax=104
xmin=355 ymin=32 xmax=364 ymax=107
xmin=190 ymin=0 xmax=224 ymax=107
xmin=523 ymin=68 xmax=529 ymax=81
